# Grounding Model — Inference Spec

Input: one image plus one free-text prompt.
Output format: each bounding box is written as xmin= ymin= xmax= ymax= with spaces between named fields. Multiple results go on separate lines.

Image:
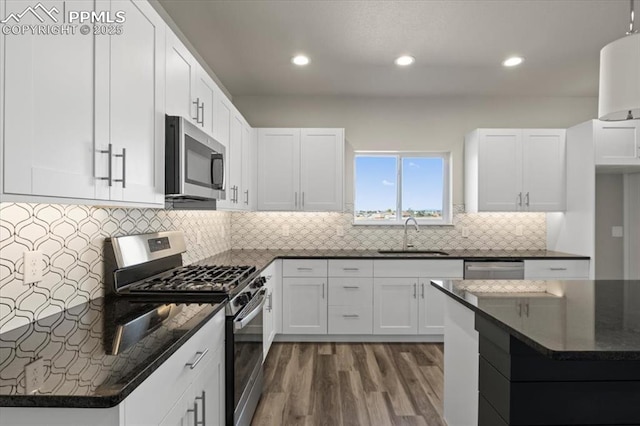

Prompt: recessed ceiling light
xmin=291 ymin=55 xmax=310 ymax=66
xmin=395 ymin=55 xmax=415 ymax=66
xmin=502 ymin=56 xmax=524 ymax=67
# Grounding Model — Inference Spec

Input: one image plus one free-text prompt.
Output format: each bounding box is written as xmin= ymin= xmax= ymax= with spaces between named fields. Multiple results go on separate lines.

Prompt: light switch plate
xmin=23 ymin=251 xmax=43 ymax=284
xmin=461 ymin=227 xmax=470 ymax=238
xmin=25 ymin=358 xmax=44 ymax=394
xmin=336 ymin=226 xmax=345 ymax=237
xmin=515 ymin=225 xmax=524 ymax=237
xmin=612 ymin=226 xmax=623 ymax=238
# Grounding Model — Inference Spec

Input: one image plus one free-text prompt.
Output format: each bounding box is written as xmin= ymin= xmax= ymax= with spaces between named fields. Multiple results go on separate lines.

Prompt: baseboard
xmin=273 ymin=334 xmax=444 ymax=343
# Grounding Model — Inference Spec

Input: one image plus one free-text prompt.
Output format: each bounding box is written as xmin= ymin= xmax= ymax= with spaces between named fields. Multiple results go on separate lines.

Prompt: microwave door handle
xmin=211 ymin=153 xmax=224 ymax=190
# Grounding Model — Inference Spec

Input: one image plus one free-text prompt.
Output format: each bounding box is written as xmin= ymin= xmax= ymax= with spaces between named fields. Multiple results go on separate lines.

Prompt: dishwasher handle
xmin=464 ymin=261 xmax=525 ymax=279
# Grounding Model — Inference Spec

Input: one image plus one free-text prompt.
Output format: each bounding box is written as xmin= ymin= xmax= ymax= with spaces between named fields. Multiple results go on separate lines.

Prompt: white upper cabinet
xmin=194 ymin=67 xmax=218 ymax=137
xmin=2 ymin=0 xmax=165 ymax=207
xmin=465 ymin=128 xmax=566 ymax=212
xmin=2 ymin=0 xmax=99 ymax=201
xmin=257 ymin=128 xmax=344 ymax=211
xmin=241 ymin=124 xmax=257 ymax=210
xmin=98 ymin=0 xmax=166 ymax=205
xmin=165 ymin=30 xmax=197 ymax=124
xmin=257 ymin=128 xmax=301 ymax=211
xmin=595 ymin=120 xmax=640 ymax=166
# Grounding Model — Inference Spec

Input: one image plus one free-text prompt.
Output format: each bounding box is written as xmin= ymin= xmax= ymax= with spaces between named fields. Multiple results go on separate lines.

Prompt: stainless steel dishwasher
xmin=464 ymin=260 xmax=525 ymax=279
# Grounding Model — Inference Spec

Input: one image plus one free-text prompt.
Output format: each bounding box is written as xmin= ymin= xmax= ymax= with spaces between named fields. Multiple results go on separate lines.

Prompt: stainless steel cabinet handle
xmin=297 ymin=267 xmax=313 ymax=271
xmin=524 ymin=302 xmax=530 ymax=317
xmin=343 ymin=314 xmax=359 ymax=318
xmin=187 ymin=402 xmax=199 ymax=426
xmin=244 ymin=190 xmax=249 ymax=205
xmin=518 ymin=192 xmax=523 ymax=207
xmin=185 ymin=348 xmax=209 ymax=369
xmin=302 ymin=192 xmax=305 ymax=208
xmin=322 ymin=283 xmax=325 ymax=299
xmin=196 ymin=391 xmax=205 ymax=426
xmin=114 ymin=148 xmax=126 ymax=188
xmin=294 ymin=192 xmax=298 ymax=208
xmin=517 ymin=301 xmax=522 ymax=317
xmin=267 ymin=291 xmax=273 ymax=311
xmin=198 ymin=102 xmax=205 ymax=126
xmin=343 ymin=268 xmax=359 ymax=271
xmin=421 ymin=282 xmax=425 ymax=299
xmin=549 ymin=267 xmax=567 ymax=271
xmin=97 ymin=144 xmax=113 ymax=186
xmin=413 ymin=283 xmax=417 ymax=299
xmin=525 ymin=192 xmax=530 ymax=207
xmin=343 ymin=286 xmax=360 ymax=289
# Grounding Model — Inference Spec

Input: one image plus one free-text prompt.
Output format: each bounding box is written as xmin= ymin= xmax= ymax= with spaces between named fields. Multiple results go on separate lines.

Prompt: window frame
xmin=353 ymin=151 xmax=452 ymax=226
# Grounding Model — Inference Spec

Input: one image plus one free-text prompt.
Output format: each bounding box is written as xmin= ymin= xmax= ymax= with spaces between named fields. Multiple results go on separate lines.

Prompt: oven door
xmin=231 ymin=290 xmax=266 ymax=426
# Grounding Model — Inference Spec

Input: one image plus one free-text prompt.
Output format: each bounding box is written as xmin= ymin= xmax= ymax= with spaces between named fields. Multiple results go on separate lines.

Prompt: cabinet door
xmin=595 ymin=120 xmax=640 ymax=165
xmin=104 ymin=0 xmax=165 ymax=205
xmin=522 ymin=129 xmax=566 ymax=211
xmin=195 ymin=67 xmax=217 ymax=137
xmin=478 ymin=129 xmax=522 ymax=211
xmin=2 ymin=0 xmax=98 ymax=200
xmin=214 ymin=94 xmax=232 ymax=209
xmin=263 ymin=275 xmax=276 ymax=360
xmin=228 ymin=111 xmax=244 ymax=208
xmin=159 ymin=384 xmax=193 ymax=426
xmin=257 ymin=129 xmax=301 ymax=211
xmin=282 ymin=277 xmax=327 ymax=334
xmin=522 ymin=297 xmax=565 ymax=342
xmin=165 ymin=30 xmax=197 ymax=124
xmin=373 ymin=278 xmax=419 ymax=335
xmin=418 ymin=278 xmax=446 ymax=335
xmin=192 ymin=346 xmax=225 ymax=426
xmin=299 ymin=129 xmax=344 ymax=211
xmin=240 ymin=123 xmax=256 ymax=210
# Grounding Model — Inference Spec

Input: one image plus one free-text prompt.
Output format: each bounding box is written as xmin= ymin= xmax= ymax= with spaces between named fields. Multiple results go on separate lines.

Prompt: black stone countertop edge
xmin=0 ymin=302 xmax=227 ymax=408
xmin=429 ymin=280 xmax=640 ymax=362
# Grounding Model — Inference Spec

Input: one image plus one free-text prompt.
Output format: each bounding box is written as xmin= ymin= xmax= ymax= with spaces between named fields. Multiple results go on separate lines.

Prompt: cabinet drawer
xmin=328 ymin=259 xmax=373 ymax=277
xmin=328 ymin=305 xmax=373 ymax=334
xmin=373 ymin=260 xmax=464 ymax=278
xmin=328 ymin=278 xmax=373 ymax=306
xmin=283 ymin=259 xmax=328 ymax=277
xmin=124 ymin=309 xmax=225 ymax=425
xmin=524 ymin=259 xmax=589 ymax=279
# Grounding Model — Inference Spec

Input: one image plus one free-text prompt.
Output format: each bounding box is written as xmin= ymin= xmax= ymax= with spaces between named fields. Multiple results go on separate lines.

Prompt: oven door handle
xmin=234 ymin=291 xmax=267 ymax=330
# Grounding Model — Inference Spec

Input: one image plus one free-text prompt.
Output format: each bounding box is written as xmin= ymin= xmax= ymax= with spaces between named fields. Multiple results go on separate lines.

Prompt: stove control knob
xmin=252 ymin=277 xmax=266 ymax=289
xmin=234 ymin=293 xmax=250 ymax=307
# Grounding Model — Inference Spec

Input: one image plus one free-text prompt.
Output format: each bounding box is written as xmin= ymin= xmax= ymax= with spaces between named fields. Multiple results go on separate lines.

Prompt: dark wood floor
xmin=251 ymin=342 xmax=446 ymax=426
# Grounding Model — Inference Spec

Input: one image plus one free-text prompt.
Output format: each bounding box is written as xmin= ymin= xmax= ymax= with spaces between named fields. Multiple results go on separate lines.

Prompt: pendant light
xmin=598 ymin=0 xmax=640 ymax=121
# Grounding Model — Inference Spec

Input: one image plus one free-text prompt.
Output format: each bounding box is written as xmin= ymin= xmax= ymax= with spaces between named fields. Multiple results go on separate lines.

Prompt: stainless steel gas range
xmin=107 ymin=231 xmax=266 ymax=426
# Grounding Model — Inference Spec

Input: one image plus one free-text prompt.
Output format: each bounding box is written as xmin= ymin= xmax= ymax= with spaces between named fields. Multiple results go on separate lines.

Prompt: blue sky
xmin=355 ymin=156 xmax=443 ymax=211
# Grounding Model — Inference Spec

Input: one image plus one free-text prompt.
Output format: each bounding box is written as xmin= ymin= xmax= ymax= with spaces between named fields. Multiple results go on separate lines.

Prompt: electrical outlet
xmin=461 ymin=227 xmax=470 ymax=238
xmin=336 ymin=226 xmax=345 ymax=237
xmin=612 ymin=226 xmax=623 ymax=238
xmin=23 ymin=251 xmax=43 ymax=284
xmin=25 ymin=358 xmax=44 ymax=394
xmin=281 ymin=225 xmax=290 ymax=237
xmin=515 ymin=225 xmax=524 ymax=237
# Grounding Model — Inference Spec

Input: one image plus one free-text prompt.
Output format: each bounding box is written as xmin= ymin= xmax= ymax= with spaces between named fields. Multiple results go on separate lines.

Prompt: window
xmin=354 ymin=152 xmax=451 ymax=225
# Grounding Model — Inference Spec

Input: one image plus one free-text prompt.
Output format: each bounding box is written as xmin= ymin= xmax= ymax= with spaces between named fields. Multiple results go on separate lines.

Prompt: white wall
xmin=234 ymin=95 xmax=597 ymax=204
xmin=595 ymin=174 xmax=624 ymax=279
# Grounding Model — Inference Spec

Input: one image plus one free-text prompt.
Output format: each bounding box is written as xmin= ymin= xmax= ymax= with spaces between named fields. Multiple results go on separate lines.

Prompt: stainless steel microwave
xmin=165 ymin=115 xmax=226 ymax=203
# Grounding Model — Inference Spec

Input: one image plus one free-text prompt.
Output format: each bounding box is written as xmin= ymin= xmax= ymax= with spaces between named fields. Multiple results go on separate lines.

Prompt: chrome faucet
xmin=403 ymin=216 xmax=420 ymax=251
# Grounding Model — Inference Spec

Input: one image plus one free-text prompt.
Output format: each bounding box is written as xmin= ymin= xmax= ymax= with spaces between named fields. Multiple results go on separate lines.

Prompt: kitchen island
xmin=432 ymin=279 xmax=640 ymax=426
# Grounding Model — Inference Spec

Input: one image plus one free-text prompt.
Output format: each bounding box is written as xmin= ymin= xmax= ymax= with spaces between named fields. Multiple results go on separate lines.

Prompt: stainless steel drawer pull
xmin=518 ymin=192 xmax=523 ymax=207
xmin=196 ymin=391 xmax=205 ymax=425
xmin=297 ymin=267 xmax=313 ymax=271
xmin=114 ymin=148 xmax=126 ymax=188
xmin=97 ymin=144 xmax=113 ymax=186
xmin=343 ymin=314 xmax=359 ymax=318
xmin=343 ymin=268 xmax=360 ymax=271
xmin=525 ymin=192 xmax=530 ymax=207
xmin=549 ymin=267 xmax=568 ymax=271
xmin=343 ymin=286 xmax=360 ymax=289
xmin=186 ymin=348 xmax=209 ymax=369
xmin=421 ymin=282 xmax=425 ymax=299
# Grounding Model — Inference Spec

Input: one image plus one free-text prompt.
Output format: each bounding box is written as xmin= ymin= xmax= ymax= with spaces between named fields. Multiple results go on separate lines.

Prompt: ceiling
xmin=158 ymin=0 xmax=634 ymax=98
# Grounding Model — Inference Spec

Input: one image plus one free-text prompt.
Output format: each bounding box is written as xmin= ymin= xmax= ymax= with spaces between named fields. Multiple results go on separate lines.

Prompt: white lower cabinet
xmin=373 ymin=278 xmax=419 ymax=335
xmin=524 ymin=259 xmax=590 ymax=279
xmin=282 ymin=277 xmax=327 ymax=334
xmin=418 ymin=278 xmax=447 ymax=335
xmin=263 ymin=261 xmax=280 ymax=360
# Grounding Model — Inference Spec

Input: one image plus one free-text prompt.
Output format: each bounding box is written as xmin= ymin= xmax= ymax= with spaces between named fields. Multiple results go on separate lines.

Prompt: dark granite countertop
xmin=0 ymin=297 xmax=225 ymax=407
xmin=196 ymin=249 xmax=589 ymax=273
xmin=431 ymin=279 xmax=640 ymax=361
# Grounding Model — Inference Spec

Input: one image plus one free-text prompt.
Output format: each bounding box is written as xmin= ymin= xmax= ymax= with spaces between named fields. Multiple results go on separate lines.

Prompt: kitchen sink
xmin=377 ymin=250 xmax=450 ymax=256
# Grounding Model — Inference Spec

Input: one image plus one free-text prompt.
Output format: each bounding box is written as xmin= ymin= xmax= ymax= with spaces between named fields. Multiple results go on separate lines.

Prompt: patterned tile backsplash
xmin=0 ymin=203 xmax=231 ymax=333
xmin=0 ymin=202 xmax=545 ymax=333
xmin=231 ymin=206 xmax=546 ymax=251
